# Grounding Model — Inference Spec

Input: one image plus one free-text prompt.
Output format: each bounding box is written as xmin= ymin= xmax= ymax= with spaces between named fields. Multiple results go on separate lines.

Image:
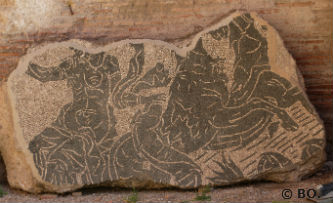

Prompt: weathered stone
xmin=0 ymin=155 xmax=6 ymax=183
xmin=0 ymin=12 xmax=326 ymax=193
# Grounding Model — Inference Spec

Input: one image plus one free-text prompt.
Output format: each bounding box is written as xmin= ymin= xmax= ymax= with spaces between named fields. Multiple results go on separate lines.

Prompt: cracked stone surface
xmin=0 ymin=12 xmax=326 ymax=193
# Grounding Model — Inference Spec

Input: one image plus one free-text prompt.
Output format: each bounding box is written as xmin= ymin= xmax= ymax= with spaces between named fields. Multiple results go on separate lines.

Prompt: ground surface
xmin=0 ymin=167 xmax=331 ymax=203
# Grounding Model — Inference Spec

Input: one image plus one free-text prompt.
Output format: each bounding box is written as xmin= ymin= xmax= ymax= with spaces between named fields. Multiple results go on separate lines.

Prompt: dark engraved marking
xmin=302 ymin=119 xmax=316 ymax=127
xmin=292 ymin=109 xmax=302 ymax=117
xmin=209 ymin=156 xmax=244 ymax=183
xmin=195 ymin=151 xmax=208 ymax=161
xmin=248 ymin=168 xmax=257 ymax=176
xmin=296 ymin=133 xmax=310 ymax=143
xmin=28 ymin=49 xmax=121 ymax=185
xmin=276 ymin=138 xmax=292 ymax=150
xmin=110 ymin=133 xmax=171 ymax=183
xmin=289 ymin=149 xmax=297 ymax=157
xmin=132 ymin=63 xmax=171 ymax=93
xmin=246 ymin=137 xmax=266 ymax=150
xmin=295 ymin=113 xmax=305 ymax=120
xmin=257 ymin=152 xmax=294 ymax=173
xmin=268 ymin=121 xmax=279 ymax=137
xmin=301 ymin=139 xmax=325 ymax=160
xmin=299 ymin=116 xmax=310 ymax=123
xmin=281 ymin=144 xmax=292 ymax=153
xmin=312 ymin=128 xmax=324 ymax=137
xmin=291 ymin=131 xmax=303 ymax=141
xmin=203 ymin=152 xmax=219 ymax=164
xmin=264 ymin=132 xmax=286 ymax=149
xmin=309 ymin=123 xmax=320 ymax=131
xmin=240 ymin=152 xmax=257 ymax=163
xmin=243 ymin=160 xmax=257 ymax=170
xmin=290 ymin=106 xmax=299 ymax=112
xmin=25 ymin=13 xmax=320 ymax=187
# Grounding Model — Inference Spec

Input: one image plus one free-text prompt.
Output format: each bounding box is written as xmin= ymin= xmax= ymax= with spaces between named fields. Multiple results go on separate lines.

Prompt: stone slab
xmin=0 ymin=11 xmax=326 ymax=193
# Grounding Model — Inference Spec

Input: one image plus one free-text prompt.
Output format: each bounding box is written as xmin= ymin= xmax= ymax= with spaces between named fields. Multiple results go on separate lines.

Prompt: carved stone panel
xmin=0 ymin=12 xmax=326 ymax=193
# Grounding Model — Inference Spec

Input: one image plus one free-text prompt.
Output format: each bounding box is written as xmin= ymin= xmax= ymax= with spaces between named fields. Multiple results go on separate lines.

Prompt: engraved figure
xmin=27 ymin=45 xmax=156 ymax=185
xmin=111 ymin=14 xmax=316 ymax=186
xmin=27 ymin=14 xmax=319 ymax=187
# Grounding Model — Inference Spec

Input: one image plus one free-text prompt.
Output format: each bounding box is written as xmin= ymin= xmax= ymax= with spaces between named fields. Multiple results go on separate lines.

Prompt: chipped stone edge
xmin=0 ymin=11 xmax=326 ymax=193
xmin=251 ymin=12 xmax=326 ymax=182
xmin=253 ymin=11 xmax=326 ymax=147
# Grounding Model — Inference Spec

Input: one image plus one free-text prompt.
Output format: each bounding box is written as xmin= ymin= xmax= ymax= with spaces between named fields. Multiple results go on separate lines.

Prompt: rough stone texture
xmin=0 ymin=12 xmax=326 ymax=193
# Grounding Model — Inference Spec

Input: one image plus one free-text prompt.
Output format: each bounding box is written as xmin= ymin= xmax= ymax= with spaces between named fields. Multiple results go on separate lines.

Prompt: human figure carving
xmin=28 ymin=44 xmax=156 ymax=185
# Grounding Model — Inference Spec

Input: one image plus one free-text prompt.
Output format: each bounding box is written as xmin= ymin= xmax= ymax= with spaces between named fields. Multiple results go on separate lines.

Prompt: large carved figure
xmin=111 ymin=14 xmax=317 ymax=187
xmin=27 ymin=44 xmax=157 ymax=184
xmin=23 ymin=13 xmax=324 ymax=188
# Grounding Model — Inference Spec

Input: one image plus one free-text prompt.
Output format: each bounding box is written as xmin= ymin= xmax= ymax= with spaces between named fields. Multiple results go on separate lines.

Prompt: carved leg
xmin=253 ymin=71 xmax=314 ymax=114
xmin=214 ymin=97 xmax=298 ymax=132
xmin=248 ymin=98 xmax=299 ymax=131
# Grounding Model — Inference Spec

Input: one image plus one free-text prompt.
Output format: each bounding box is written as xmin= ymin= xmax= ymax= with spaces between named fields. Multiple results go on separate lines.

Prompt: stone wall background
xmin=0 ymin=0 xmax=332 ymax=183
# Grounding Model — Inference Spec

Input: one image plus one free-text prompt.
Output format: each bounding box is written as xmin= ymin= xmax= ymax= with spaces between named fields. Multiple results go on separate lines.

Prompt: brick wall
xmin=0 ymin=0 xmax=332 ymax=182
